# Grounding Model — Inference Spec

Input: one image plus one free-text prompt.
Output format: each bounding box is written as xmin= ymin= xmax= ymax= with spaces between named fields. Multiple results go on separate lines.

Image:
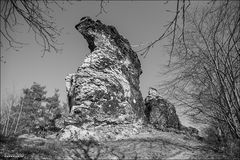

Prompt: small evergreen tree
xmin=15 ymin=82 xmax=47 ymax=134
xmin=11 ymin=82 xmax=63 ymax=136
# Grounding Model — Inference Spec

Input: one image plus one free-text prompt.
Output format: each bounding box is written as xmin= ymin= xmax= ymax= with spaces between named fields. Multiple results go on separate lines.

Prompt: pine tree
xmin=11 ymin=82 xmax=62 ymax=136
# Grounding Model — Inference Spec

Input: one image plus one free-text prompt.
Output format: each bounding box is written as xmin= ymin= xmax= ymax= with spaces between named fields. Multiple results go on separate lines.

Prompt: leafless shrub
xmin=160 ymin=1 xmax=240 ymax=139
xmin=0 ymin=93 xmax=21 ymax=136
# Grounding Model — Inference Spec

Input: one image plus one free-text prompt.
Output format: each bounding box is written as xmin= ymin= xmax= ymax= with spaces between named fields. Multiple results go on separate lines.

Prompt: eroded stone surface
xmin=60 ymin=18 xmax=199 ymax=142
xmin=144 ymin=88 xmax=199 ymax=136
xmin=64 ymin=17 xmax=145 ymax=128
xmin=58 ymin=120 xmax=143 ymax=142
xmin=145 ymin=87 xmax=181 ymax=130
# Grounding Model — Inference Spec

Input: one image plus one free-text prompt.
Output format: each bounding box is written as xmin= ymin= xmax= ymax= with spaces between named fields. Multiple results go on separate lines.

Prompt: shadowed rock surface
xmin=145 ymin=87 xmax=181 ymax=130
xmin=144 ymin=88 xmax=199 ymax=136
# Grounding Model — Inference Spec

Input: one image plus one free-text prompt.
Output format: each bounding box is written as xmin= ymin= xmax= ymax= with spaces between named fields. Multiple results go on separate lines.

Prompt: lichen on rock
xmin=65 ymin=17 xmax=145 ymax=128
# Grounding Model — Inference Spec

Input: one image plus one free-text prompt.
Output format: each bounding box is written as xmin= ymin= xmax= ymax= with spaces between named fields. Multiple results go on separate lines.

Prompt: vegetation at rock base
xmin=1 ymin=82 xmax=238 ymax=159
xmin=202 ymin=125 xmax=240 ymax=159
xmin=0 ymin=82 xmax=67 ymax=138
xmin=0 ymin=82 xmax=69 ymax=159
xmin=0 ymin=127 xmax=234 ymax=160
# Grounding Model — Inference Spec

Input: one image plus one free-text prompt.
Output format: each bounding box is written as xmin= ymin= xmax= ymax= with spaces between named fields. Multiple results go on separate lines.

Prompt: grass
xmin=0 ymin=129 xmax=239 ymax=160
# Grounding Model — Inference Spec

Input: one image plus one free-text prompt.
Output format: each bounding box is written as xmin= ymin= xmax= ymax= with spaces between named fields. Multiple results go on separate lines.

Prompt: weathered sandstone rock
xmin=63 ymin=17 xmax=145 ymax=136
xmin=144 ymin=88 xmax=199 ymax=136
xmin=144 ymin=87 xmax=181 ymax=130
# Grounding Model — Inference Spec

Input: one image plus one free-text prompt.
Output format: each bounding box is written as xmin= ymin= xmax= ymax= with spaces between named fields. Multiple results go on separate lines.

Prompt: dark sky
xmin=1 ymin=1 xmax=203 ymax=127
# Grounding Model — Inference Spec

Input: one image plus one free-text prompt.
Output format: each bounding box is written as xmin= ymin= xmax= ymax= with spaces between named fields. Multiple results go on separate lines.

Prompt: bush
xmin=203 ymin=126 xmax=240 ymax=159
xmin=224 ymin=139 xmax=240 ymax=159
xmin=0 ymin=83 xmax=67 ymax=138
xmin=203 ymin=126 xmax=222 ymax=147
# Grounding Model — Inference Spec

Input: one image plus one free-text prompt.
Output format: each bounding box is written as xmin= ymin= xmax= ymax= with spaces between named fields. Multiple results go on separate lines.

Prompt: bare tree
xmin=14 ymin=99 xmax=23 ymax=134
xmin=0 ymin=0 xmax=119 ymax=63
xmin=0 ymin=0 xmax=68 ymax=61
xmin=160 ymin=1 xmax=240 ymax=139
xmin=135 ymin=0 xmax=191 ymax=63
xmin=0 ymin=93 xmax=20 ymax=136
xmin=0 ymin=0 xmax=193 ymax=63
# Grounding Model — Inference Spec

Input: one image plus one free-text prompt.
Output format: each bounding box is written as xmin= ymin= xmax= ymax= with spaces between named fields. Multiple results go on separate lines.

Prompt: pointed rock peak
xmin=145 ymin=87 xmax=181 ymax=130
xmin=148 ymin=87 xmax=161 ymax=98
xmin=75 ymin=17 xmax=131 ymax=53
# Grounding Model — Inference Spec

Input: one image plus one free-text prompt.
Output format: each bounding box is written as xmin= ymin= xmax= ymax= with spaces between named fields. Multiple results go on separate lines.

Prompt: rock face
xmin=180 ymin=125 xmax=199 ymax=136
xmin=65 ymin=17 xmax=145 ymax=127
xmin=144 ymin=88 xmax=181 ymax=130
xmin=59 ymin=17 xmax=199 ymax=142
xmin=59 ymin=121 xmax=143 ymax=142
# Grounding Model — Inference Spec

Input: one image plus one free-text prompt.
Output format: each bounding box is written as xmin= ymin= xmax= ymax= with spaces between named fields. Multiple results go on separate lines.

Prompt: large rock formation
xmin=62 ymin=17 xmax=145 ymax=136
xmin=145 ymin=88 xmax=181 ymax=130
xmin=58 ymin=17 xmax=199 ymax=142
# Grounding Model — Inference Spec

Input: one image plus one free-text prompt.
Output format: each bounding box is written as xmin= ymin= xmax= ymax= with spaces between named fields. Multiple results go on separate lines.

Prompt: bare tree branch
xmin=160 ymin=1 xmax=240 ymax=139
xmin=135 ymin=0 xmax=191 ymax=65
xmin=0 ymin=0 xmax=66 ymax=61
xmin=96 ymin=0 xmax=109 ymax=17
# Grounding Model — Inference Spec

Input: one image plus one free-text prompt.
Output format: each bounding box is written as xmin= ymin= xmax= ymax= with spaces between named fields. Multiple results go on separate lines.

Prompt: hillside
xmin=1 ymin=126 xmax=227 ymax=159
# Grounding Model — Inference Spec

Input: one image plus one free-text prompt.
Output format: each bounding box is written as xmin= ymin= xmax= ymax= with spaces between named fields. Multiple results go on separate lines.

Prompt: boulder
xmin=144 ymin=87 xmax=181 ymax=130
xmin=180 ymin=125 xmax=199 ymax=136
xmin=58 ymin=120 xmax=143 ymax=142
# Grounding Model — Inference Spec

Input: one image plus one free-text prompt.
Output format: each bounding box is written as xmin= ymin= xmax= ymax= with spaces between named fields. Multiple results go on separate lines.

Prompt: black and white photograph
xmin=1 ymin=0 xmax=240 ymax=159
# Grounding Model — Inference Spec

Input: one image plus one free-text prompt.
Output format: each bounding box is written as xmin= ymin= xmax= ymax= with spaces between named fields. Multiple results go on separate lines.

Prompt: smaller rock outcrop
xmin=144 ymin=87 xmax=199 ymax=136
xmin=144 ymin=87 xmax=181 ymax=130
xmin=180 ymin=125 xmax=199 ymax=136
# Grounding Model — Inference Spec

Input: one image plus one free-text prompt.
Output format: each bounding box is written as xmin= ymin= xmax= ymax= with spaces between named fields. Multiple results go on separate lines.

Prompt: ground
xmin=1 ymin=127 xmax=228 ymax=160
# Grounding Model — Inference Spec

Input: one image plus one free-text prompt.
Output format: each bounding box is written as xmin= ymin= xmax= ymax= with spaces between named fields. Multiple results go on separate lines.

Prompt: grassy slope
xmin=0 ymin=127 xmax=228 ymax=160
